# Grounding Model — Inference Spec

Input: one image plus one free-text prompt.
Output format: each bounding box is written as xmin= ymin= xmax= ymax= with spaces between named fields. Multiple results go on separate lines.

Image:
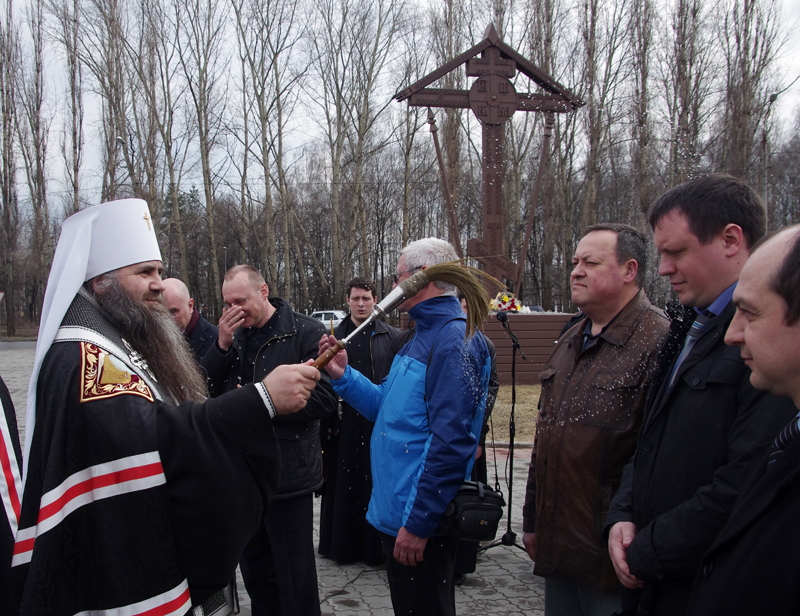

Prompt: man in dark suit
xmin=688 ymin=224 xmax=800 ymax=615
xmin=605 ymin=174 xmax=796 ymax=615
xmin=163 ymin=278 xmax=218 ymax=362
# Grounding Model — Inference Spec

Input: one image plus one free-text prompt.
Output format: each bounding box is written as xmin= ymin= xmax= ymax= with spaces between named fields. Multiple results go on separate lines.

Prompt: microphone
xmin=496 ymin=311 xmax=508 ymax=323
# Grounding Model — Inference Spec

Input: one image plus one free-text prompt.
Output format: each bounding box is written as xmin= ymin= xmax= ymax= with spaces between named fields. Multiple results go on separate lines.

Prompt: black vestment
xmin=12 ymin=290 xmax=281 ymax=615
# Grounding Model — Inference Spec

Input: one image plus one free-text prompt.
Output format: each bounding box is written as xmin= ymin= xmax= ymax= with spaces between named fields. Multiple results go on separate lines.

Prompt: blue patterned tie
xmin=769 ymin=415 xmax=800 ymax=464
xmin=668 ymin=312 xmax=714 ymax=388
xmin=687 ymin=313 xmax=714 ymax=338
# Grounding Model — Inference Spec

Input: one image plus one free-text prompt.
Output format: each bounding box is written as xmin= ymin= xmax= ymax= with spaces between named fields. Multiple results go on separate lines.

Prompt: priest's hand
xmin=263 ymin=361 xmax=320 ymax=414
xmin=318 ymin=334 xmax=348 ymax=380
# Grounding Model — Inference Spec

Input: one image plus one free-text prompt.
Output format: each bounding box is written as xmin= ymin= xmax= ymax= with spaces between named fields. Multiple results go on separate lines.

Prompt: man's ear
xmin=721 ymin=223 xmax=745 ymax=256
xmin=623 ymin=259 xmax=638 ymax=284
xmin=188 ymin=298 xmax=194 ymax=311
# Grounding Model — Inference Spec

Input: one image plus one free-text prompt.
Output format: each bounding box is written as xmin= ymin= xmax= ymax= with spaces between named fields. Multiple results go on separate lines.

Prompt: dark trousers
xmin=239 ymin=494 xmax=321 ymax=616
xmin=380 ymin=531 xmax=458 ymax=616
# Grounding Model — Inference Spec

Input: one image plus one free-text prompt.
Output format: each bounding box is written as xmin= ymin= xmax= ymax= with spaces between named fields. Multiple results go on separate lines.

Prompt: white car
xmin=310 ymin=310 xmax=348 ymax=331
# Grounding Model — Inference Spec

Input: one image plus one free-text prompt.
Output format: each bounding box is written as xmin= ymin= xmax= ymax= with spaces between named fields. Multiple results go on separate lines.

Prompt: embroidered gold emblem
xmin=99 ymin=357 xmax=131 ymax=385
xmin=80 ymin=342 xmax=154 ymax=403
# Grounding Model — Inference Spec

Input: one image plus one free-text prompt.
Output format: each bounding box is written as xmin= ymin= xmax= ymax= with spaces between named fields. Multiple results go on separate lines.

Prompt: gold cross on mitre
xmin=143 ymin=211 xmax=151 ymax=230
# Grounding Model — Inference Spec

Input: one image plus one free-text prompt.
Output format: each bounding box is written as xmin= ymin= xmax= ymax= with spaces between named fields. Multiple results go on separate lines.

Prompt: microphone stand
xmin=480 ymin=310 xmax=527 ymax=553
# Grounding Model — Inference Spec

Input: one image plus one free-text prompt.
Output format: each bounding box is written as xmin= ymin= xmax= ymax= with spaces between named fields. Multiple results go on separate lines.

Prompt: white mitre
xmin=23 ymin=199 xmax=162 ymax=479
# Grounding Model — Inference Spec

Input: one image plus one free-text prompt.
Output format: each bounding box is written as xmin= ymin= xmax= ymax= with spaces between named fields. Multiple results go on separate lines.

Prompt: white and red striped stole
xmin=12 ymin=451 xmax=166 ymax=567
xmin=0 ymin=394 xmax=21 ymax=538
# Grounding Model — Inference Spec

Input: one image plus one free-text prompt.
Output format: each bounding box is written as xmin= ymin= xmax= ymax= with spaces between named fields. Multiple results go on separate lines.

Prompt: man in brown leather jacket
xmin=522 ymin=223 xmax=669 ymax=615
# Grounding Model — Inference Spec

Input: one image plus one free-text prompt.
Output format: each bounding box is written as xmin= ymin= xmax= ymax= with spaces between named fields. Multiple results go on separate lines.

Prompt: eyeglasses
xmin=392 ymin=267 xmax=421 ymax=284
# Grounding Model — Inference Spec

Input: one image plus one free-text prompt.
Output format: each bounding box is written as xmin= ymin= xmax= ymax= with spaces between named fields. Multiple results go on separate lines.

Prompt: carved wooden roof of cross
xmin=394 ymin=23 xmax=584 ymax=291
xmin=394 ymin=24 xmax=584 ymax=112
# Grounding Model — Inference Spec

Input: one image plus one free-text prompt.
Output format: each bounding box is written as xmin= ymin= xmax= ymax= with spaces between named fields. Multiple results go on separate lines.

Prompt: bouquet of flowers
xmin=490 ymin=292 xmax=522 ymax=312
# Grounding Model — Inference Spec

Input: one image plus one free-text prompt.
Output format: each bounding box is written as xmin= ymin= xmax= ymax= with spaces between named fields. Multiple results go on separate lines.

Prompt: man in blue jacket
xmin=320 ymin=238 xmax=491 ymax=616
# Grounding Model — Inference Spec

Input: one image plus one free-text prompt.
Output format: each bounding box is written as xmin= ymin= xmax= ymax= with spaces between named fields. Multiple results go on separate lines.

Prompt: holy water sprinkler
xmin=312 ymin=261 xmax=502 ymax=370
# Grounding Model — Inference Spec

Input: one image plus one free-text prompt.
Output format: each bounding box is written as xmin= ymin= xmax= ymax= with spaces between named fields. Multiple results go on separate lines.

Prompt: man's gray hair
xmin=401 ymin=238 xmax=459 ymax=292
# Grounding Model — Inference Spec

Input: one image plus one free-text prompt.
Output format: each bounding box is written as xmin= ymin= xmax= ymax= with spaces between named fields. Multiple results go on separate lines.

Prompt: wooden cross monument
xmin=395 ymin=24 xmax=583 ymax=291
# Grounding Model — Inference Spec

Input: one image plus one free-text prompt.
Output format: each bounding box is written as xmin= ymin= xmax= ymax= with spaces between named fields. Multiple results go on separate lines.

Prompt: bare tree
xmin=232 ymin=0 xmax=305 ymax=293
xmin=523 ymin=0 xmax=555 ymax=307
xmin=521 ymin=0 xmax=582 ymax=309
xmin=715 ymin=0 xmax=784 ymax=181
xmin=47 ymin=0 xmax=84 ymax=214
xmin=176 ymin=0 xmax=228 ymax=312
xmin=113 ymin=0 xmax=195 ymax=280
xmin=769 ymin=113 xmax=800 ymax=227
xmin=128 ymin=0 xmax=194 ymax=281
xmin=660 ymin=0 xmax=714 ymax=186
xmin=580 ymin=0 xmax=629 ymax=231
xmin=80 ymin=0 xmax=120 ymax=199
xmin=344 ymin=0 xmax=407 ymax=277
xmin=125 ymin=7 xmax=163 ymax=216
xmin=395 ymin=21 xmax=430 ymax=247
xmin=628 ymin=0 xmax=654 ymax=228
xmin=429 ymin=0 xmax=466 ymax=235
xmin=306 ymin=0 xmax=357 ymax=300
xmin=0 ymin=0 xmax=19 ymax=335
xmin=17 ymin=0 xmax=52 ymax=323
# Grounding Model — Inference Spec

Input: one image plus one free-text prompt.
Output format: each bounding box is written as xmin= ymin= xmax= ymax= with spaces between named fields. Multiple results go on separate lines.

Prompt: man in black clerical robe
xmin=318 ymin=277 xmax=411 ymax=565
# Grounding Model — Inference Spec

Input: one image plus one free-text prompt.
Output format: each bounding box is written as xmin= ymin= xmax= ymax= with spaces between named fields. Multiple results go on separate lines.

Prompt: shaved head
xmin=163 ymin=278 xmax=190 ymax=301
xmin=162 ymin=278 xmax=194 ymax=330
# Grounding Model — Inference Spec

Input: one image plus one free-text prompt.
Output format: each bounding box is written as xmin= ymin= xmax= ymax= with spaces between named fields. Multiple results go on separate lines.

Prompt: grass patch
xmin=486 ymin=384 xmax=540 ymax=444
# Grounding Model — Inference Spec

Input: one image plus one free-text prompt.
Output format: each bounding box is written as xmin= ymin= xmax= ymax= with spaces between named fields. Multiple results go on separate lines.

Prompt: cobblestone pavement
xmin=0 ymin=343 xmax=544 ymax=615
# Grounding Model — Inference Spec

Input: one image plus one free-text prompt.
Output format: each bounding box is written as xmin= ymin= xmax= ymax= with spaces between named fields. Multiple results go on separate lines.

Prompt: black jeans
xmin=380 ymin=531 xmax=458 ymax=616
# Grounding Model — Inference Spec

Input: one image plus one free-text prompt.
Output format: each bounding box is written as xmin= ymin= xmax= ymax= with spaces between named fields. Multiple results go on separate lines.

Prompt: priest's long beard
xmin=92 ymin=276 xmax=208 ymax=403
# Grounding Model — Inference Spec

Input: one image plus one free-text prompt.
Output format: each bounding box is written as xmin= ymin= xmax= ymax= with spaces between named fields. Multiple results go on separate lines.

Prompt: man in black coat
xmin=605 ymin=174 xmax=797 ymax=615
xmin=202 ymin=265 xmax=338 ymax=616
xmin=162 ymin=277 xmax=218 ymax=363
xmin=318 ymin=277 xmax=411 ymax=565
xmin=687 ymin=225 xmax=800 ymax=615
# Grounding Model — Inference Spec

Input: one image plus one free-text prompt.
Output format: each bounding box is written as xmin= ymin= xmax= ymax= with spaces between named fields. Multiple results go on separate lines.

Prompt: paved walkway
xmin=0 ymin=343 xmax=545 ymax=615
